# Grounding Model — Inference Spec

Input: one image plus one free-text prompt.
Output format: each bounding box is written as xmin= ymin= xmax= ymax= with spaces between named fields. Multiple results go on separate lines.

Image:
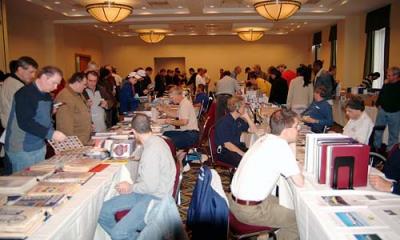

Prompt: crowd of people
xmin=0 ymin=56 xmax=399 ymax=240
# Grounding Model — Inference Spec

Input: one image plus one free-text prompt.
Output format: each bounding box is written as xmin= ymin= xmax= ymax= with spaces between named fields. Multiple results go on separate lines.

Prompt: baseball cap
xmin=127 ymin=72 xmax=142 ymax=79
xmin=137 ymin=69 xmax=146 ymax=77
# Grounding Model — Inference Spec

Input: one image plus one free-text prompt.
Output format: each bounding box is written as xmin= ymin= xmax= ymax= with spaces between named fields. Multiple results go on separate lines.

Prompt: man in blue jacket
xmin=119 ymin=72 xmax=141 ymax=115
xmin=5 ymin=66 xmax=67 ymax=172
xmin=301 ymin=86 xmax=333 ymax=133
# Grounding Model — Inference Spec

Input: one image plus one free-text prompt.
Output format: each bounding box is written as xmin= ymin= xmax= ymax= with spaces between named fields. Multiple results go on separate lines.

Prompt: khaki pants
xmin=228 ymin=194 xmax=299 ymax=240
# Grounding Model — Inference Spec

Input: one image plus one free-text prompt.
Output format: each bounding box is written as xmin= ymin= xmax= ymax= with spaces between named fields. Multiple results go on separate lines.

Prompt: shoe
xmin=183 ymin=163 xmax=191 ymax=172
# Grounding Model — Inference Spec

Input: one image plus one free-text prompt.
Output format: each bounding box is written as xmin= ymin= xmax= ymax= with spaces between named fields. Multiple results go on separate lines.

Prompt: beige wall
xmin=6 ymin=3 xmax=103 ymax=79
xmin=102 ymin=34 xmax=311 ymax=89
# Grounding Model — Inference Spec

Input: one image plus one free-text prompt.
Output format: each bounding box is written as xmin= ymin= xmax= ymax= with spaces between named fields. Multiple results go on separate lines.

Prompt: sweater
xmin=5 ymin=83 xmax=54 ymax=152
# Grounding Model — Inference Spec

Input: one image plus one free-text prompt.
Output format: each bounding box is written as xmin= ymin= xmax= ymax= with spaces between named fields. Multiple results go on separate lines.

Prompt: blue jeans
xmin=7 ymin=146 xmax=46 ymax=173
xmin=163 ymin=130 xmax=199 ymax=149
xmin=374 ymin=108 xmax=400 ymax=151
xmin=98 ymin=192 xmax=158 ymax=240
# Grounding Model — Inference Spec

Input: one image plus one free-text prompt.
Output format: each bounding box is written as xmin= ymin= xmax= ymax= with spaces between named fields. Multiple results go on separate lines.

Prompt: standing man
xmin=5 ymin=66 xmax=66 ymax=172
xmin=231 ymin=66 xmax=242 ymax=80
xmin=98 ymin=114 xmax=176 ymax=240
xmin=229 ymin=109 xmax=304 ymax=240
xmin=83 ymin=71 xmax=115 ymax=132
xmin=154 ymin=69 xmax=167 ymax=97
xmin=216 ymin=70 xmax=241 ymax=121
xmin=312 ymin=60 xmax=333 ymax=102
xmin=56 ymin=72 xmax=92 ymax=145
xmin=195 ymin=68 xmax=206 ymax=88
xmin=374 ymin=67 xmax=400 ymax=152
xmin=0 ymin=56 xmax=38 ymax=129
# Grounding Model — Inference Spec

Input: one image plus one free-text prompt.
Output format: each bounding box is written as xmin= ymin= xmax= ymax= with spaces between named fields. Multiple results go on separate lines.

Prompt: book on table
xmin=0 ymin=176 xmax=38 ymax=195
xmin=63 ymin=158 xmax=100 ymax=172
xmin=11 ymin=194 xmax=67 ymax=213
xmin=12 ymin=169 xmax=54 ymax=181
xmin=44 ymin=171 xmax=95 ymax=184
xmin=0 ymin=206 xmax=45 ymax=238
xmin=26 ymin=182 xmax=80 ymax=197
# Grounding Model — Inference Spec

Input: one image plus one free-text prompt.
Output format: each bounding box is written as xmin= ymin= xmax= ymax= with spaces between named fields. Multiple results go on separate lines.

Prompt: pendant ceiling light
xmin=137 ymin=30 xmax=168 ymax=44
xmin=237 ymin=30 xmax=264 ymax=42
xmin=86 ymin=1 xmax=133 ymax=24
xmin=254 ymin=0 xmax=302 ymax=21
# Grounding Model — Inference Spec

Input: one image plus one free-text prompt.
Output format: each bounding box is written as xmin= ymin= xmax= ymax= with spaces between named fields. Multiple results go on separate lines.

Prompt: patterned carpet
xmin=178 ymin=162 xmax=232 ymax=224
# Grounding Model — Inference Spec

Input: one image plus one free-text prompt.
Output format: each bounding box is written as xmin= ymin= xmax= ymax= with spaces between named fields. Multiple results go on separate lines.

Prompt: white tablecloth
xmin=28 ymin=161 xmax=139 ymax=240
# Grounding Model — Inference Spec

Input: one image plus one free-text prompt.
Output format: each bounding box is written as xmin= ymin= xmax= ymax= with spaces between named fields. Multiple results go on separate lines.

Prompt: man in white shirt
xmin=195 ymin=68 xmax=206 ymax=87
xmin=342 ymin=96 xmax=374 ymax=144
xmin=161 ymin=86 xmax=199 ymax=149
xmin=229 ymin=109 xmax=304 ymax=240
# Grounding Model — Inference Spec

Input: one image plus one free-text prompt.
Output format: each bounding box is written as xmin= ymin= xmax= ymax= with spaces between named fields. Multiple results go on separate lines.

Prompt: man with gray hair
xmin=231 ymin=66 xmax=242 ymax=80
xmin=374 ymin=66 xmax=400 ymax=152
xmin=99 ymin=113 xmax=176 ymax=240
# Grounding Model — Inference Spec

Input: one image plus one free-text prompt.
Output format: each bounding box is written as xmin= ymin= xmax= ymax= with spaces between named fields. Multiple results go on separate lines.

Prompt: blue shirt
xmin=215 ymin=113 xmax=249 ymax=147
xmin=119 ymin=82 xmax=139 ymax=114
xmin=302 ymin=99 xmax=333 ymax=133
xmin=5 ymin=83 xmax=54 ymax=152
xmin=194 ymin=92 xmax=209 ymax=113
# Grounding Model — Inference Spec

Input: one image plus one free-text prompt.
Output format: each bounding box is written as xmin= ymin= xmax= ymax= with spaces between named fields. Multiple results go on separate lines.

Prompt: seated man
xmin=342 ymin=96 xmax=374 ymax=144
xmin=98 ymin=114 xmax=176 ymax=240
xmin=370 ymin=146 xmax=400 ymax=195
xmin=229 ymin=109 xmax=304 ymax=240
xmin=215 ymin=96 xmax=256 ymax=167
xmin=161 ymin=86 xmax=199 ymax=149
xmin=301 ymin=86 xmax=333 ymax=133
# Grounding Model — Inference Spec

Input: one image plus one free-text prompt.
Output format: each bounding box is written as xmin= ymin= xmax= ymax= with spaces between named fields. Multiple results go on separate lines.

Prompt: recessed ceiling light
xmin=304 ymin=21 xmax=308 ymax=25
xmin=210 ymin=5 xmax=215 ymax=8
xmin=26 ymin=0 xmax=32 ymax=2
xmin=44 ymin=5 xmax=53 ymax=10
xmin=319 ymin=4 xmax=324 ymax=8
xmin=71 ymin=8 xmax=76 ymax=11
xmin=290 ymin=23 xmax=295 ymax=25
xmin=109 ymin=25 xmax=113 ymax=28
xmin=177 ymin=5 xmax=183 ymax=9
xmin=290 ymin=29 xmax=295 ymax=31
xmin=94 ymin=25 xmax=98 ymax=28
xmin=54 ymin=1 xmax=61 ymax=4
xmin=296 ymin=25 xmax=301 ymax=28
xmin=142 ymin=6 xmax=147 ymax=9
xmin=246 ymin=5 xmax=251 ymax=8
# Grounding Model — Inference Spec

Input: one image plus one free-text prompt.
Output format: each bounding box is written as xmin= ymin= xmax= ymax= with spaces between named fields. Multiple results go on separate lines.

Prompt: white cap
xmin=127 ymin=72 xmax=142 ymax=79
xmin=137 ymin=69 xmax=146 ymax=77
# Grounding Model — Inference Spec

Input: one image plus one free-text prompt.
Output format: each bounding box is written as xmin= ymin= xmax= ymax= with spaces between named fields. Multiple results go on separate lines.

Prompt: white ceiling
xmin=14 ymin=0 xmax=395 ymax=37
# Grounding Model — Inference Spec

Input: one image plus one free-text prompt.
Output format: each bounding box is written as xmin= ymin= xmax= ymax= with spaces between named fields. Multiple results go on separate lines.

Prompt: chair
xmin=208 ymin=124 xmax=236 ymax=175
xmin=229 ymin=211 xmax=278 ymax=240
xmin=368 ymin=125 xmax=387 ymax=170
xmin=114 ymin=136 xmax=182 ymax=222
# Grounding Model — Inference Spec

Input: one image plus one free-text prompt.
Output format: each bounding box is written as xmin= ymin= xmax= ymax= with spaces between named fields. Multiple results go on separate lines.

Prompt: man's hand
xmin=369 ymin=175 xmax=392 ymax=192
xmin=302 ymin=116 xmax=318 ymax=124
xmin=100 ymin=99 xmax=108 ymax=109
xmin=52 ymin=130 xmax=67 ymax=142
xmin=115 ymin=181 xmax=132 ymax=194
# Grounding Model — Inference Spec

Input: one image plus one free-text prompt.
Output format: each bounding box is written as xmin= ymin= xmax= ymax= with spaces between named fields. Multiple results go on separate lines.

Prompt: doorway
xmin=75 ymin=54 xmax=91 ymax=72
xmin=154 ymin=57 xmax=186 ymax=74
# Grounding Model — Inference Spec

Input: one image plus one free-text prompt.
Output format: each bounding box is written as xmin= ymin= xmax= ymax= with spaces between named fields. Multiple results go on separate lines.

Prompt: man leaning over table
xmin=5 ymin=66 xmax=67 ymax=173
xmin=229 ymin=109 xmax=304 ymax=240
xmin=98 ymin=114 xmax=176 ymax=240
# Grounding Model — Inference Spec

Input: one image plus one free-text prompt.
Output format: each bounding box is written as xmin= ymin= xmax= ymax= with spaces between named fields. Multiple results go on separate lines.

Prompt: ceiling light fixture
xmin=137 ymin=30 xmax=168 ymax=43
xmin=254 ymin=0 xmax=301 ymax=21
xmin=86 ymin=1 xmax=133 ymax=24
xmin=237 ymin=29 xmax=264 ymax=42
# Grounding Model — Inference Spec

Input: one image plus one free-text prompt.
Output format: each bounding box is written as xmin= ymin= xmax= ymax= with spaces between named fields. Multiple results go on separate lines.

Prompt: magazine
xmin=27 ymin=182 xmax=80 ymax=196
xmin=0 ymin=206 xmax=44 ymax=237
xmin=11 ymin=194 xmax=66 ymax=213
xmin=12 ymin=170 xmax=54 ymax=180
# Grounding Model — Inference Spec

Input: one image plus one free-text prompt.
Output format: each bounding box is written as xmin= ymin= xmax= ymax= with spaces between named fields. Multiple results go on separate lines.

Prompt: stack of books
xmin=305 ymin=133 xmax=370 ymax=189
xmin=12 ymin=170 xmax=54 ymax=181
xmin=0 ymin=176 xmax=38 ymax=195
xmin=0 ymin=206 xmax=45 ymax=238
